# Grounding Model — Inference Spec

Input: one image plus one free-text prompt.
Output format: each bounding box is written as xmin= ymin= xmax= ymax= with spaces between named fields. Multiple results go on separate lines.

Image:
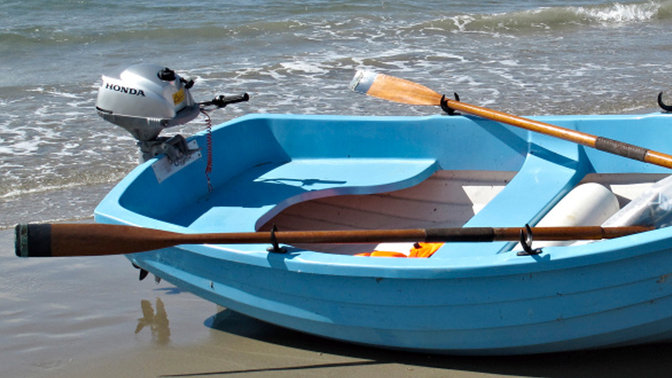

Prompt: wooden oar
xmin=350 ymin=70 xmax=672 ymax=169
xmin=15 ymin=223 xmax=651 ymax=257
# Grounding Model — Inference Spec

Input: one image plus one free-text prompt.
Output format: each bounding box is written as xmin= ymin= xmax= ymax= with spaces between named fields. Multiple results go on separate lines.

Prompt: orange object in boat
xmin=356 ymin=242 xmax=444 ymax=258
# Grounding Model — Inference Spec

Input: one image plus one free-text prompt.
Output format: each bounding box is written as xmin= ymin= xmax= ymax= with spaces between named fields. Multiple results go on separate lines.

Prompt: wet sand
xmin=3 ymin=227 xmax=672 ymax=378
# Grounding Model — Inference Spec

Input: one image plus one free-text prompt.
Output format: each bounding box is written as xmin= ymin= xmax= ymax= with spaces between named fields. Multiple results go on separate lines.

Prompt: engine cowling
xmin=95 ymin=63 xmax=199 ymax=141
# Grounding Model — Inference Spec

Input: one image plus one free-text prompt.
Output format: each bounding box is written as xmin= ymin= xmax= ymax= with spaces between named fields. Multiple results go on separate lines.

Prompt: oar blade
xmin=350 ymin=70 xmax=443 ymax=106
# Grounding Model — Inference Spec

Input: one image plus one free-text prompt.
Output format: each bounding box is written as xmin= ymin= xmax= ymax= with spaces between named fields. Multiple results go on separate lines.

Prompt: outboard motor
xmin=96 ymin=63 xmax=248 ymax=161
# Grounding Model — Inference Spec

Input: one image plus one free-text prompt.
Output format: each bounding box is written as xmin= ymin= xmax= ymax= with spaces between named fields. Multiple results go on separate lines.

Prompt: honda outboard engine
xmin=96 ymin=63 xmax=200 ymax=141
xmin=96 ymin=63 xmax=248 ymax=162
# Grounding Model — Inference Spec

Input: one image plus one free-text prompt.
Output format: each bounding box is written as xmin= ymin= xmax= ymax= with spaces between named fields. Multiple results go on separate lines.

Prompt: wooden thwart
xmin=15 ymin=223 xmax=652 ymax=257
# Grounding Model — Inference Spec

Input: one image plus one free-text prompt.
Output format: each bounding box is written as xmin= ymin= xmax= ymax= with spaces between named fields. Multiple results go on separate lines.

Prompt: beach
xmin=4 ymin=0 xmax=672 ymax=376
xmin=3 ymin=227 xmax=672 ymax=377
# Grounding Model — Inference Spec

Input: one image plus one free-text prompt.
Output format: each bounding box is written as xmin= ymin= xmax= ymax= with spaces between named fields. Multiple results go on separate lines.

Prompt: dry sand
xmin=3 ymin=227 xmax=672 ymax=377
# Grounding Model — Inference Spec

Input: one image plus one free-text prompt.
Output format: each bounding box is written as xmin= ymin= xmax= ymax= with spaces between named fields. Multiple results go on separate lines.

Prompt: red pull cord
xmin=200 ymin=109 xmax=214 ymax=192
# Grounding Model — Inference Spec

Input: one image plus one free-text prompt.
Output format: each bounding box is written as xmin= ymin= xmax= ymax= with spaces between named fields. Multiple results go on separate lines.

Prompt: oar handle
xmin=15 ymin=223 xmax=652 ymax=258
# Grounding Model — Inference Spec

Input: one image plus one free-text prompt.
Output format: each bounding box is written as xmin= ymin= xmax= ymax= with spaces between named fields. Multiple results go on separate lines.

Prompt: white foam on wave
xmin=575 ymin=2 xmax=661 ymax=25
xmin=0 ymin=140 xmax=40 ymax=155
xmin=0 ymin=181 xmax=85 ymax=200
xmin=279 ymin=61 xmax=328 ymax=75
xmin=500 ymin=59 xmax=519 ymax=67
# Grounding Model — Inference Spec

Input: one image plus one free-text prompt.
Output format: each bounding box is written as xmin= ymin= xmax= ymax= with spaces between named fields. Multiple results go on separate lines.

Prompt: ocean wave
xmin=406 ymin=0 xmax=672 ymax=35
xmin=3 ymin=1 xmax=672 ymax=50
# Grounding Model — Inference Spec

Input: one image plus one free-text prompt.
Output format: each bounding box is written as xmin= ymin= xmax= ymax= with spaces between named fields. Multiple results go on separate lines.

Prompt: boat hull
xmin=128 ymin=240 xmax=672 ymax=355
xmin=95 ymin=112 xmax=672 ymax=354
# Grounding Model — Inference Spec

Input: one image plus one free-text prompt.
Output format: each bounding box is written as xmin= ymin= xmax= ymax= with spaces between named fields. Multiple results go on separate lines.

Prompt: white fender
xmin=530 ymin=182 xmax=619 ymax=248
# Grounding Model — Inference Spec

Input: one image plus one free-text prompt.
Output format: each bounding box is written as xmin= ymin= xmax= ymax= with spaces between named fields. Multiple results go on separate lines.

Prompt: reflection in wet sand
xmin=135 ymin=298 xmax=170 ymax=345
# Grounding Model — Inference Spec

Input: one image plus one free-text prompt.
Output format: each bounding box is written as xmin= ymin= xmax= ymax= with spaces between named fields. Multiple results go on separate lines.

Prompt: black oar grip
xmin=15 ymin=224 xmax=52 ymax=258
xmin=425 ymin=227 xmax=496 ymax=242
xmin=594 ymin=137 xmax=648 ymax=162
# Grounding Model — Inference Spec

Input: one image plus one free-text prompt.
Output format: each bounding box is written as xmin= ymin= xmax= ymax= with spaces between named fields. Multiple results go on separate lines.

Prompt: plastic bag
xmin=603 ymin=175 xmax=672 ymax=228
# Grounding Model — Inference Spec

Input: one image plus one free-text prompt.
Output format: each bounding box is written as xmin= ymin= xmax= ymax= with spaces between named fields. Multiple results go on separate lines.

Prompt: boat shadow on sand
xmin=186 ymin=308 xmax=672 ymax=378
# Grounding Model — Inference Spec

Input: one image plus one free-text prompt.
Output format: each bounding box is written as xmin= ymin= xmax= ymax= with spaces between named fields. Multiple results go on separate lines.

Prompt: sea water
xmin=2 ymin=0 xmax=672 ymax=228
xmin=2 ymin=1 xmax=672 ymax=375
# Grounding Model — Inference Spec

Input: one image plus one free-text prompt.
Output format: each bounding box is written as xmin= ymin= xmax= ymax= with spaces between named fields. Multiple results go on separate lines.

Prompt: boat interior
xmin=99 ymin=113 xmax=672 ymax=258
xmin=259 ymin=170 xmax=668 ymax=255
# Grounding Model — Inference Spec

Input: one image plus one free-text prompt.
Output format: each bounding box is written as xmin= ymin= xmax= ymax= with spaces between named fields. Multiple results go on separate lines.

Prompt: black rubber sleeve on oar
xmin=15 ymin=224 xmax=52 ymax=257
xmin=594 ymin=137 xmax=648 ymax=162
xmin=425 ymin=227 xmax=495 ymax=242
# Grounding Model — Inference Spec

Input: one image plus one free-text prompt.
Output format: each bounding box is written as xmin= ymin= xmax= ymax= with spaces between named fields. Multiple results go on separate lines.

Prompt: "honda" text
xmin=104 ymin=82 xmax=146 ymax=96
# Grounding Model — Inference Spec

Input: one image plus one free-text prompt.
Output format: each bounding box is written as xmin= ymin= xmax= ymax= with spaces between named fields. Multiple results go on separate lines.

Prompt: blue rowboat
xmin=93 ymin=110 xmax=672 ymax=355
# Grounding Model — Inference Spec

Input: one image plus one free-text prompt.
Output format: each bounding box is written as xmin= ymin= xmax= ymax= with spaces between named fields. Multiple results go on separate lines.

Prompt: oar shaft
xmin=446 ymin=100 xmax=594 ymax=145
xmin=15 ymin=223 xmax=651 ymax=257
xmin=445 ymin=99 xmax=672 ymax=169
